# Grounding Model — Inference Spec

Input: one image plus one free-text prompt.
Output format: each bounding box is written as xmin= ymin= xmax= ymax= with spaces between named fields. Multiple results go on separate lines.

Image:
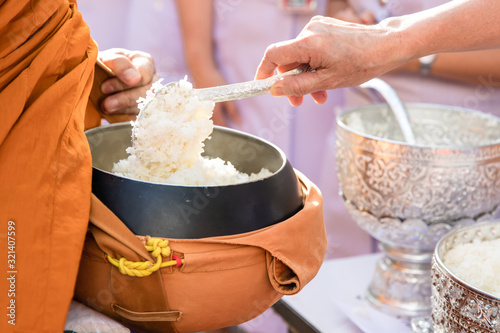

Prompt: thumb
xmin=101 ymin=55 xmax=141 ymax=86
xmin=118 ymin=66 xmax=141 ymax=86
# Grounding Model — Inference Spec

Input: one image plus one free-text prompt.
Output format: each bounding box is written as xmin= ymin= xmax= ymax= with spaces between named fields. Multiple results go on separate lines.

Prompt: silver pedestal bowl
xmin=336 ymin=103 xmax=500 ymax=318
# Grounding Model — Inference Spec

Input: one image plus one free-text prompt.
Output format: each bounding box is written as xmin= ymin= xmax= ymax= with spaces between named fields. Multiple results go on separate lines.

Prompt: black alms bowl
xmin=85 ymin=122 xmax=303 ymax=239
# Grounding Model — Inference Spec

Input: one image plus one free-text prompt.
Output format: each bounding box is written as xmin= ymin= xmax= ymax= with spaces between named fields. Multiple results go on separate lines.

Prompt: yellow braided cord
xmin=105 ymin=237 xmax=184 ymax=277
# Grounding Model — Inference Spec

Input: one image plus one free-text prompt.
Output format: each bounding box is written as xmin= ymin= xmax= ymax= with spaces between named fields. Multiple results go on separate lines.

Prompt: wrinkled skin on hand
xmin=257 ymin=0 xmax=500 ymax=106
xmin=255 ymin=16 xmax=407 ymax=106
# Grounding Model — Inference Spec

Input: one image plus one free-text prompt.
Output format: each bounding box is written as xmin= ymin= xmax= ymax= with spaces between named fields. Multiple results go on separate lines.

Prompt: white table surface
xmin=281 ymin=253 xmax=414 ymax=333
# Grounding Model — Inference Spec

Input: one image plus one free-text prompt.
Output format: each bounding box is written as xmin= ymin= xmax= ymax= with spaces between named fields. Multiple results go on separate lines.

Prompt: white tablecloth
xmin=282 ymin=253 xmax=414 ymax=333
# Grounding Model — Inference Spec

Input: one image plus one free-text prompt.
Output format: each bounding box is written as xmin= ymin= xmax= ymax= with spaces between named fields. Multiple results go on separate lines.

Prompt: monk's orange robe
xmin=0 ymin=0 xmax=97 ymax=331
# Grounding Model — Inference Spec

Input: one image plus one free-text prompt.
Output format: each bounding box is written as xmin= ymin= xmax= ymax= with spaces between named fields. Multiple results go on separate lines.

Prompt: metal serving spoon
xmin=133 ymin=64 xmax=310 ymax=141
xmin=192 ymin=64 xmax=310 ymax=102
xmin=359 ymin=78 xmax=416 ymax=145
xmin=149 ymin=63 xmax=310 ymax=105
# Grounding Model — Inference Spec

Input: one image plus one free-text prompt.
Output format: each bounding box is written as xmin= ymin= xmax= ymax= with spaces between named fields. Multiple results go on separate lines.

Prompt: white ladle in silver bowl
xmin=359 ymin=78 xmax=416 ymax=145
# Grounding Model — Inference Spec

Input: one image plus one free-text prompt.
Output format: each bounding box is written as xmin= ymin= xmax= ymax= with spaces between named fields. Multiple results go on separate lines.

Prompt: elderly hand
xmin=256 ymin=0 xmax=500 ymax=106
xmin=98 ymin=48 xmax=158 ymax=115
xmin=255 ymin=16 xmax=408 ymax=106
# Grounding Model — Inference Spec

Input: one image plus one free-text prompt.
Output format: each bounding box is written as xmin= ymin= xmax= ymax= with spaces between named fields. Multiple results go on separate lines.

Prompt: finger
xmin=129 ymin=51 xmax=157 ymax=85
xmin=103 ymin=105 xmax=141 ymax=116
xmin=100 ymin=54 xmax=141 ymax=87
xmin=287 ymin=96 xmax=304 ymax=107
xmin=101 ymin=77 xmax=128 ymax=95
xmin=311 ymin=90 xmax=328 ymax=104
xmin=101 ymin=85 xmax=149 ymax=114
xmin=276 ymin=62 xmax=305 ymax=74
xmin=255 ymin=40 xmax=305 ymax=80
xmin=101 ymin=72 xmax=157 ymax=94
xmin=255 ymin=55 xmax=278 ymax=80
xmin=270 ymin=71 xmax=323 ymax=97
xmin=101 ymin=95 xmax=140 ymax=115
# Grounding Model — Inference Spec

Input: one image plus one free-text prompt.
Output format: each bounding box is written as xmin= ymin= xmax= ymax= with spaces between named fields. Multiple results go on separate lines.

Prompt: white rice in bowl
xmin=112 ymin=78 xmax=271 ymax=185
xmin=442 ymin=237 xmax=500 ymax=297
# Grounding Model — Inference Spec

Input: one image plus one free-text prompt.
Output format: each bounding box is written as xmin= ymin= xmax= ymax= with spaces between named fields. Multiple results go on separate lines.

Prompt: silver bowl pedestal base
xmin=366 ymin=243 xmax=433 ymax=319
xmin=343 ymin=196 xmax=498 ymax=320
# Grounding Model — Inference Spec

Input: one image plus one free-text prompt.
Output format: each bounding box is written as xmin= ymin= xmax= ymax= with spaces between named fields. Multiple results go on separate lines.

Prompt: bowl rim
xmin=337 ymin=103 xmax=500 ymax=150
xmin=433 ymin=220 xmax=500 ymax=301
xmin=85 ymin=122 xmax=290 ymax=188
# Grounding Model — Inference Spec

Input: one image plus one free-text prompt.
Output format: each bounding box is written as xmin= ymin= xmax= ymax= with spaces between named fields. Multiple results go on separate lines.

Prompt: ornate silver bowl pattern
xmin=336 ymin=103 xmax=500 ymax=318
xmin=337 ymin=103 xmax=500 ymax=225
xmin=432 ymin=221 xmax=500 ymax=332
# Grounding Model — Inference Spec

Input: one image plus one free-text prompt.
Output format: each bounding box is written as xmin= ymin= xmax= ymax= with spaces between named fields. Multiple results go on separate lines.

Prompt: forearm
xmin=432 ymin=50 xmax=500 ymax=85
xmin=176 ymin=0 xmax=217 ymax=83
xmin=395 ymin=50 xmax=500 ymax=86
xmin=255 ymin=0 xmax=500 ymax=103
xmin=389 ymin=0 xmax=500 ymax=62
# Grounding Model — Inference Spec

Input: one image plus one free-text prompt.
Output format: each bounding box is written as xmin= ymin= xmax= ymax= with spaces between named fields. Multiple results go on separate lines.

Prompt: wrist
xmin=392 ymin=59 xmax=420 ymax=73
xmin=378 ymin=16 xmax=419 ymax=69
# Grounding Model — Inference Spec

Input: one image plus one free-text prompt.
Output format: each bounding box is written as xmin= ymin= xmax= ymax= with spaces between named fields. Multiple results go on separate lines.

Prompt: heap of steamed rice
xmin=443 ymin=237 xmax=500 ymax=297
xmin=112 ymin=78 xmax=271 ymax=185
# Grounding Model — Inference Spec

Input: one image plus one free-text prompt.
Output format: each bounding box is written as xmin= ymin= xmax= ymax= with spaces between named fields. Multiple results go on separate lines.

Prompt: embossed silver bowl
xmin=432 ymin=221 xmax=500 ymax=332
xmin=337 ymin=103 xmax=500 ymax=232
xmin=336 ymin=103 xmax=500 ymax=318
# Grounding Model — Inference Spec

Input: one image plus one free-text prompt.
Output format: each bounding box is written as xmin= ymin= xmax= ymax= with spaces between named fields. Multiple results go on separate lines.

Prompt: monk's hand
xmin=98 ymin=48 xmax=158 ymax=115
xmin=255 ymin=16 xmax=408 ymax=106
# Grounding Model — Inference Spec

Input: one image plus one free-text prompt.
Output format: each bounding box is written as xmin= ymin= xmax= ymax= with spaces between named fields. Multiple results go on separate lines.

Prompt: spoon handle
xmin=359 ymin=78 xmax=417 ymax=144
xmin=193 ymin=64 xmax=310 ymax=103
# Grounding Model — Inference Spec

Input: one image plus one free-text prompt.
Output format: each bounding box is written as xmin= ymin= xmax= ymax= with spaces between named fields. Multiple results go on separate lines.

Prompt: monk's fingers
xmin=129 ymin=51 xmax=157 ymax=85
xmin=101 ymin=77 xmax=128 ymax=95
xmin=99 ymin=54 xmax=142 ymax=87
xmin=100 ymin=70 xmax=156 ymax=94
xmin=103 ymin=105 xmax=140 ymax=117
xmin=101 ymin=85 xmax=151 ymax=114
xmin=99 ymin=49 xmax=157 ymax=92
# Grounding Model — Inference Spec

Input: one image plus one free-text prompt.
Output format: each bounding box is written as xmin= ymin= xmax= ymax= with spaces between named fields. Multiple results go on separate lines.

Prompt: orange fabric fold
xmin=0 ymin=0 xmax=97 ymax=331
xmin=166 ymin=171 xmax=326 ymax=295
